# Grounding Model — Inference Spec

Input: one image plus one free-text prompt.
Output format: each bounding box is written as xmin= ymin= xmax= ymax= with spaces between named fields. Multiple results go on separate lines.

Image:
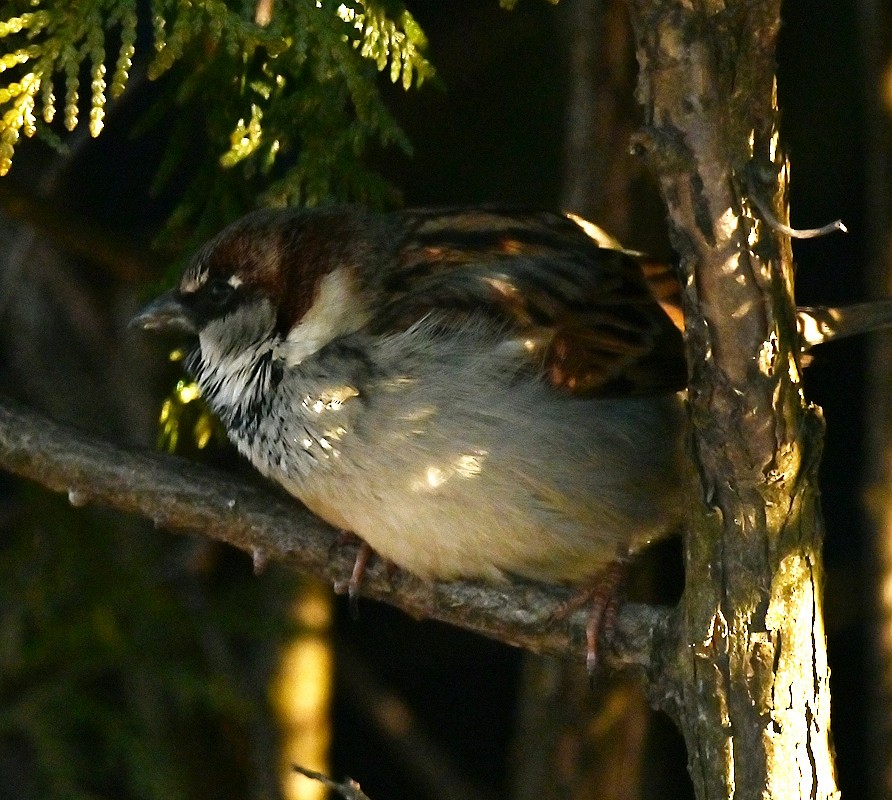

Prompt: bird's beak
xmin=130 ymin=290 xmax=198 ymax=335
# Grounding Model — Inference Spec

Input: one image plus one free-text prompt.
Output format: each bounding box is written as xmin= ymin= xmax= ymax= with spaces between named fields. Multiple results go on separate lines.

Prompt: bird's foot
xmin=330 ymin=534 xmax=400 ymax=618
xmin=552 ymin=560 xmax=628 ymax=676
xmin=332 ymin=536 xmax=373 ymax=618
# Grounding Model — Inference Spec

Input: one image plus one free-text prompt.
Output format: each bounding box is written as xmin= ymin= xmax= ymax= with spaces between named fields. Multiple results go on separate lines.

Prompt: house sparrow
xmin=131 ymin=205 xmax=889 ymax=666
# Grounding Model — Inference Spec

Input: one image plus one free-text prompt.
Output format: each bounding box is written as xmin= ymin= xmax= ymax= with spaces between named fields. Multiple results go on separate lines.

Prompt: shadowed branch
xmin=0 ymin=395 xmax=673 ymax=674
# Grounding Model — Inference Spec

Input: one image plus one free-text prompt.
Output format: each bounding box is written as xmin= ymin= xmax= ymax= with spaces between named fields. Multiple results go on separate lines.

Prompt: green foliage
xmin=0 ymin=0 xmax=434 ymax=246
xmin=156 ymin=353 xmax=227 ymax=455
xmin=337 ymin=2 xmax=431 ymax=90
xmin=148 ymin=0 xmax=432 ymax=256
xmin=0 ymin=0 xmax=138 ymax=174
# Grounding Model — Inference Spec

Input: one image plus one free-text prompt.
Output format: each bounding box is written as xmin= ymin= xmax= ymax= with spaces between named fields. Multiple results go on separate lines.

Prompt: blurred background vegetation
xmin=0 ymin=1 xmax=888 ymax=799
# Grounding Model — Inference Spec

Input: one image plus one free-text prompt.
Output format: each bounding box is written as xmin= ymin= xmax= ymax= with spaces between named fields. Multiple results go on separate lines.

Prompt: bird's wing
xmin=369 ymin=207 xmax=687 ymax=397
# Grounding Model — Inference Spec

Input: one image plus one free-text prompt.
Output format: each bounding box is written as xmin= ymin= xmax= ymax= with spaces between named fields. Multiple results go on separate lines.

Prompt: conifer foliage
xmin=0 ymin=1 xmax=433 ymax=216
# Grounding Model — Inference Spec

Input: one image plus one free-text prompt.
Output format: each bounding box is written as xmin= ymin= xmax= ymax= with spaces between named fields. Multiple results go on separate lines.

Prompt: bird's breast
xmin=206 ymin=326 xmax=687 ymax=585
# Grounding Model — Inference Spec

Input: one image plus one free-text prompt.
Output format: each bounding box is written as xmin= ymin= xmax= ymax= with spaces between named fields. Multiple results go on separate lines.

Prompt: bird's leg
xmin=331 ymin=533 xmax=373 ymax=617
xmin=552 ymin=559 xmax=628 ymax=675
xmin=330 ymin=534 xmax=403 ymax=617
xmin=345 ymin=542 xmax=372 ymax=617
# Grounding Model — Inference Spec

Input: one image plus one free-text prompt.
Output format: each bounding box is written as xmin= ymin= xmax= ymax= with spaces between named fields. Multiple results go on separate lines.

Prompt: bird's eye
xmin=205 ymin=278 xmax=236 ymax=306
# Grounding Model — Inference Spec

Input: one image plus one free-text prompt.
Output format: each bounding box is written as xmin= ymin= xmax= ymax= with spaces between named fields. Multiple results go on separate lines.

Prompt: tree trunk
xmin=626 ymin=1 xmax=839 ymax=798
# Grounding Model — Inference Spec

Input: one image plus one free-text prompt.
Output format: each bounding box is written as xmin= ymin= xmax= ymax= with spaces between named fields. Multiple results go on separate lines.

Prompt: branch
xmin=291 ymin=766 xmax=373 ymax=800
xmin=627 ymin=1 xmax=839 ymax=798
xmin=0 ymin=395 xmax=670 ymax=671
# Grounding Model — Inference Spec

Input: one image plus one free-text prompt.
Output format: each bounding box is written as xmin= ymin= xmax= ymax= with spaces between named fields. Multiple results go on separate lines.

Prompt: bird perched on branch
xmin=132 ymin=205 xmax=892 ymax=670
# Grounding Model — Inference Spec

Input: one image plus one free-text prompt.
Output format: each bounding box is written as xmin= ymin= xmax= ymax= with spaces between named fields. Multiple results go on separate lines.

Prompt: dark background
xmin=0 ymin=1 xmax=883 ymax=798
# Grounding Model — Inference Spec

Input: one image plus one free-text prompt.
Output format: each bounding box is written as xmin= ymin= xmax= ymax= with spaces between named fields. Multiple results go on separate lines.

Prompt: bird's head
xmin=132 ymin=207 xmax=379 ymax=364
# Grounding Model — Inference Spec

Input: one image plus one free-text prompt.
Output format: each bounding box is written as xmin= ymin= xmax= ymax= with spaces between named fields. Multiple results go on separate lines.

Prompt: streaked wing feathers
xmin=371 ymin=208 xmax=686 ymax=397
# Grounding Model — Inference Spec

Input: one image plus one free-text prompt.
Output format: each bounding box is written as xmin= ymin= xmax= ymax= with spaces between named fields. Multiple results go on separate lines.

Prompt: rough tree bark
xmin=626 ymin=1 xmax=838 ymax=798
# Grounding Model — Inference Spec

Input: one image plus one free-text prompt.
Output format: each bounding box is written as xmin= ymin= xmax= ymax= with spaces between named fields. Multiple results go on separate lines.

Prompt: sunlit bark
xmin=626 ymin=1 xmax=838 ymax=798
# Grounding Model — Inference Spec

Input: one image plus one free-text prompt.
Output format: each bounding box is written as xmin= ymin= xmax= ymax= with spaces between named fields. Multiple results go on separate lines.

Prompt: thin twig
xmin=292 ymin=766 xmax=373 ymax=800
xmin=334 ymin=636 xmax=496 ymax=800
xmin=749 ymin=190 xmax=847 ymax=239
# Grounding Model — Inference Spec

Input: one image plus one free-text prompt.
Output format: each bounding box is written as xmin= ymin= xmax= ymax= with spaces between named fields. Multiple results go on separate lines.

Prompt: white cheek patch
xmin=279 ymin=267 xmax=371 ymax=366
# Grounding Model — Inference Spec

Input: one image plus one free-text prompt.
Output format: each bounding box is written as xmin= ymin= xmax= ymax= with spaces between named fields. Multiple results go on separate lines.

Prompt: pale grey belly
xmin=260 ymin=389 xmax=686 ymax=585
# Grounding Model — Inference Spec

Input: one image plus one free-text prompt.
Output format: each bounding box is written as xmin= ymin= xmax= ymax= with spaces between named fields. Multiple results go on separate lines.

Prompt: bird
xmin=131 ymin=204 xmax=892 ymax=670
